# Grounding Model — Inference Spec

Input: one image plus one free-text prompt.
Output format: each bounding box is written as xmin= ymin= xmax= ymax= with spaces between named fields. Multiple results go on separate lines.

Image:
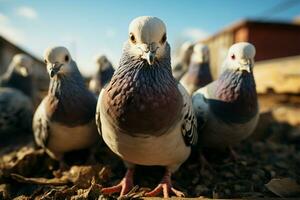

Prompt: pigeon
xmin=192 ymin=42 xmax=259 ymax=155
xmin=172 ymin=41 xmax=194 ymax=80
xmin=180 ymin=43 xmax=213 ymax=95
xmin=0 ymin=54 xmax=34 ymax=139
xmin=89 ymin=55 xmax=114 ymax=95
xmin=0 ymin=87 xmax=33 ymax=137
xmin=0 ymin=54 xmax=34 ymax=99
xmin=33 ymin=46 xmax=98 ymax=160
xmin=96 ymin=16 xmax=197 ymax=198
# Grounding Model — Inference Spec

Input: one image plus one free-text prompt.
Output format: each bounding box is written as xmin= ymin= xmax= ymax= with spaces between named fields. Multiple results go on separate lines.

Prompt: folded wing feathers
xmin=33 ymin=104 xmax=50 ymax=149
xmin=192 ymin=89 xmax=209 ymax=130
xmin=95 ymin=89 xmax=104 ymax=135
xmin=179 ymin=84 xmax=198 ymax=146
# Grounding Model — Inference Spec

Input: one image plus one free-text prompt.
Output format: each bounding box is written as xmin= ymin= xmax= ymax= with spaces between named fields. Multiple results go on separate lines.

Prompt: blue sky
xmin=0 ymin=0 xmax=299 ymax=76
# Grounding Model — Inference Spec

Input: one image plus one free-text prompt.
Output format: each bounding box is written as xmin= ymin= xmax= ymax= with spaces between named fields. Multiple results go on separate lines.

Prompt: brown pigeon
xmin=96 ymin=16 xmax=197 ymax=198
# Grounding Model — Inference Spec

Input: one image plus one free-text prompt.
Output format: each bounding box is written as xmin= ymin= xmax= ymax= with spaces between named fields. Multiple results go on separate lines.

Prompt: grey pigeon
xmin=33 ymin=46 xmax=98 ymax=160
xmin=89 ymin=55 xmax=114 ymax=95
xmin=172 ymin=41 xmax=194 ymax=80
xmin=0 ymin=54 xmax=34 ymax=99
xmin=96 ymin=16 xmax=197 ymax=198
xmin=0 ymin=87 xmax=33 ymax=137
xmin=192 ymin=42 xmax=259 ymax=155
xmin=0 ymin=54 xmax=34 ymax=140
xmin=180 ymin=43 xmax=213 ymax=95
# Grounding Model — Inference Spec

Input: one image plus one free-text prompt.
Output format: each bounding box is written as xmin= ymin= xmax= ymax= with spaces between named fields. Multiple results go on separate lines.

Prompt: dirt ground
xmin=0 ymin=94 xmax=300 ymax=199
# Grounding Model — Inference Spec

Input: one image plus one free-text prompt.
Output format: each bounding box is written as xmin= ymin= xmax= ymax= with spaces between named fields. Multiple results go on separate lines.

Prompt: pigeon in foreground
xmin=0 ymin=54 xmax=34 ymax=99
xmin=180 ymin=43 xmax=213 ymax=95
xmin=33 ymin=46 xmax=98 ymax=160
xmin=89 ymin=55 xmax=115 ymax=95
xmin=96 ymin=16 xmax=197 ymax=198
xmin=192 ymin=42 xmax=259 ymax=157
xmin=172 ymin=41 xmax=194 ymax=80
xmin=0 ymin=87 xmax=33 ymax=137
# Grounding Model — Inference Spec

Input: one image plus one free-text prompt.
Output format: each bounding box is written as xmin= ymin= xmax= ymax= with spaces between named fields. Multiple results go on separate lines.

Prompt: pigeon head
xmin=43 ymin=46 xmax=73 ymax=78
xmin=127 ymin=16 xmax=168 ymax=66
xmin=222 ymin=42 xmax=255 ymax=73
xmin=11 ymin=54 xmax=33 ymax=77
xmin=191 ymin=43 xmax=209 ymax=64
xmin=179 ymin=41 xmax=194 ymax=66
xmin=94 ymin=54 xmax=111 ymax=71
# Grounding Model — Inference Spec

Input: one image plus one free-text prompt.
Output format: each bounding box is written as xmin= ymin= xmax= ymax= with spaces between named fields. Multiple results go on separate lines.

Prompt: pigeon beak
xmin=144 ymin=51 xmax=156 ymax=65
xmin=19 ymin=66 xmax=29 ymax=77
xmin=50 ymin=63 xmax=62 ymax=78
xmin=239 ymin=59 xmax=251 ymax=73
xmin=239 ymin=65 xmax=251 ymax=73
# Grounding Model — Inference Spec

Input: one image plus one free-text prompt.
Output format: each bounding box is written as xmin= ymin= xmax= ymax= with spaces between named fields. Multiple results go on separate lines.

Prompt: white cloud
xmin=105 ymin=28 xmax=116 ymax=38
xmin=0 ymin=13 xmax=8 ymax=23
xmin=0 ymin=12 xmax=25 ymax=44
xmin=182 ymin=28 xmax=209 ymax=41
xmin=16 ymin=6 xmax=38 ymax=20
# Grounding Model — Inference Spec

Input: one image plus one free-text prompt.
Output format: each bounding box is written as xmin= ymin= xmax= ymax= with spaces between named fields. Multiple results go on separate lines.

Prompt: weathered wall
xmin=203 ymin=21 xmax=300 ymax=79
xmin=248 ymin=24 xmax=300 ymax=61
xmin=254 ymin=55 xmax=300 ymax=94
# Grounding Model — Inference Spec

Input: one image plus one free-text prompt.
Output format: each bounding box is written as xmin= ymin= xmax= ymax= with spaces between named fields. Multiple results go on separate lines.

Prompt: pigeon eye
xmin=65 ymin=55 xmax=69 ymax=62
xmin=231 ymin=54 xmax=235 ymax=60
xmin=161 ymin=33 xmax=167 ymax=44
xmin=44 ymin=59 xmax=47 ymax=64
xmin=129 ymin=33 xmax=136 ymax=44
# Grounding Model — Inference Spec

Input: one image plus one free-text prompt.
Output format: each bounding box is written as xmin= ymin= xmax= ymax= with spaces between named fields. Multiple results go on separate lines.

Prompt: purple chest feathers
xmin=209 ymin=70 xmax=258 ymax=123
xmin=48 ymin=74 xmax=97 ymax=127
xmin=104 ymin=65 xmax=183 ymax=136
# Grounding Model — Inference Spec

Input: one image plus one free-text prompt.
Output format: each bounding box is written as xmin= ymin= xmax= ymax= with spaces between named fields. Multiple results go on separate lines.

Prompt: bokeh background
xmin=1 ymin=1 xmax=300 ymax=199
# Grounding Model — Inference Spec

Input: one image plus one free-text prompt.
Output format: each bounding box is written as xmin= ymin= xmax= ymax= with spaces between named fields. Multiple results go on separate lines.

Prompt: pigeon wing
xmin=178 ymin=83 xmax=198 ymax=146
xmin=95 ymin=89 xmax=104 ymax=135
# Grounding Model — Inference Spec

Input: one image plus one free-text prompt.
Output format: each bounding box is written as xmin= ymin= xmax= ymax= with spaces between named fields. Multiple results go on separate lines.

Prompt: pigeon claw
xmin=145 ymin=171 xmax=185 ymax=198
xmin=101 ymin=169 xmax=134 ymax=196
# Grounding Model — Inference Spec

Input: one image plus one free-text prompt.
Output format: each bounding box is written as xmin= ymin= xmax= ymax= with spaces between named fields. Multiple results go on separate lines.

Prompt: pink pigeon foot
xmin=145 ymin=170 xmax=185 ymax=198
xmin=101 ymin=169 xmax=134 ymax=196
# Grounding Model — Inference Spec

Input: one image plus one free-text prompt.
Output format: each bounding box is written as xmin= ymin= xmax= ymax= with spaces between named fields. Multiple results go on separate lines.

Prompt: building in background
xmin=0 ymin=35 xmax=49 ymax=92
xmin=202 ymin=20 xmax=300 ymax=93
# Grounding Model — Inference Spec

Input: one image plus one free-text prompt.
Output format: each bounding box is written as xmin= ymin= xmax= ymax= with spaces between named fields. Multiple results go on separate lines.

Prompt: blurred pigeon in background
xmin=180 ymin=43 xmax=213 ymax=95
xmin=33 ymin=46 xmax=98 ymax=161
xmin=0 ymin=54 xmax=34 ymax=142
xmin=0 ymin=87 xmax=33 ymax=141
xmin=0 ymin=54 xmax=35 ymax=100
xmin=172 ymin=41 xmax=194 ymax=80
xmin=192 ymin=42 xmax=259 ymax=158
xmin=89 ymin=55 xmax=115 ymax=95
xmin=96 ymin=16 xmax=197 ymax=198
